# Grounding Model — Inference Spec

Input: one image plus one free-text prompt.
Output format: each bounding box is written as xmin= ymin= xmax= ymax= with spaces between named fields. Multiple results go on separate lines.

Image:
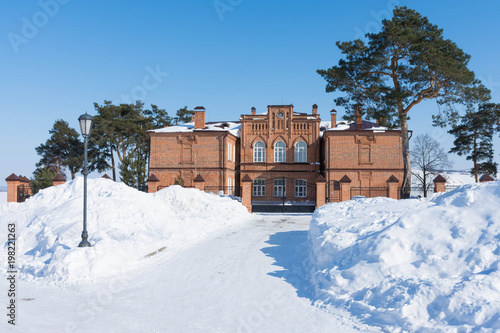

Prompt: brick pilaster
xmin=241 ymin=174 xmax=252 ymax=213
xmin=387 ymin=175 xmax=399 ymax=199
xmin=433 ymin=174 xmax=446 ymax=193
xmin=6 ymin=173 xmax=21 ymax=203
xmin=339 ymin=175 xmax=352 ymax=202
xmin=147 ymin=174 xmax=160 ymax=193
xmin=315 ymin=175 xmax=326 ymax=209
xmin=193 ymin=174 xmax=205 ymax=191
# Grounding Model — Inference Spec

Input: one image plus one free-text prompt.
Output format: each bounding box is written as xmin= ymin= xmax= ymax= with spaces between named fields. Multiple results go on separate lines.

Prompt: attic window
xmin=220 ymin=122 xmax=229 ymax=128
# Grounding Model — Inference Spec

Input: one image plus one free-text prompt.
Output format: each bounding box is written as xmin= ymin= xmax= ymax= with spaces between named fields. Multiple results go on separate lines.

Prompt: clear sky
xmin=2 ymin=0 xmax=500 ymax=186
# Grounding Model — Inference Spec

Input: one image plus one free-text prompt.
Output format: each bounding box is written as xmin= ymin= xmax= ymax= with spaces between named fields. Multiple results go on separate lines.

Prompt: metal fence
xmin=204 ymin=186 xmax=242 ymax=197
xmin=351 ymin=187 xmax=388 ymax=198
xmin=326 ymin=180 xmax=341 ymax=203
xmin=157 ymin=185 xmax=195 ymax=190
xmin=398 ymin=185 xmax=461 ymax=199
xmin=17 ymin=185 xmax=31 ymax=203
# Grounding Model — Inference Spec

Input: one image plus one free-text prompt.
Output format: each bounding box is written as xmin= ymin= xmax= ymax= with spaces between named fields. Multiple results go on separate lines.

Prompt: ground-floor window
xmin=295 ymin=179 xmax=307 ymax=197
xmin=253 ymin=179 xmax=265 ymax=196
xmin=274 ymin=178 xmax=286 ymax=197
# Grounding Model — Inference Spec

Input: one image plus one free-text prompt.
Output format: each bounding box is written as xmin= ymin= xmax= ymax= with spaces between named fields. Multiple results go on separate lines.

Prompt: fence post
xmin=5 ymin=173 xmax=21 ymax=203
xmin=386 ymin=175 xmax=399 ymax=199
xmin=339 ymin=175 xmax=352 ymax=202
xmin=433 ymin=174 xmax=446 ymax=193
xmin=241 ymin=174 xmax=252 ymax=213
xmin=193 ymin=174 xmax=205 ymax=191
xmin=315 ymin=175 xmax=326 ymax=209
xmin=147 ymin=174 xmax=160 ymax=193
xmin=480 ymin=174 xmax=495 ymax=182
xmin=52 ymin=174 xmax=66 ymax=186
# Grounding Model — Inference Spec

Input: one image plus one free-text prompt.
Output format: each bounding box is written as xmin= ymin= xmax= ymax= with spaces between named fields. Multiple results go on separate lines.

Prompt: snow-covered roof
xmin=150 ymin=121 xmax=241 ymax=138
xmin=320 ymin=120 xmax=389 ymax=133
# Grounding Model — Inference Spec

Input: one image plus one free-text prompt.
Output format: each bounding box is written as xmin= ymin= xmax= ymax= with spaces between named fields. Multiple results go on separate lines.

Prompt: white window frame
xmin=294 ymin=140 xmax=307 ymax=163
xmin=274 ymin=141 xmax=286 ymax=163
xmin=253 ymin=141 xmax=265 ymax=163
xmin=274 ymin=178 xmax=286 ymax=197
xmin=295 ymin=179 xmax=307 ymax=197
xmin=253 ymin=179 xmax=265 ymax=196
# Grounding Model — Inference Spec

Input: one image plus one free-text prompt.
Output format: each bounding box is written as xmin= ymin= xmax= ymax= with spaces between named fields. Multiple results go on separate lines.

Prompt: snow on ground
xmin=0 ymin=191 xmax=6 ymax=206
xmin=0 ymin=178 xmax=251 ymax=284
xmin=307 ymin=181 xmax=500 ymax=332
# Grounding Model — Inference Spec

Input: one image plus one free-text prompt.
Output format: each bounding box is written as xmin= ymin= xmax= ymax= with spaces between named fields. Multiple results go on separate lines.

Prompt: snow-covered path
xmin=4 ymin=214 xmax=377 ymax=333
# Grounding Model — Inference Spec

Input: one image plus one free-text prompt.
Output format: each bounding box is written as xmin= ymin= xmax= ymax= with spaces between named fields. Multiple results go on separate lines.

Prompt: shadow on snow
xmin=260 ymin=230 xmax=315 ymax=301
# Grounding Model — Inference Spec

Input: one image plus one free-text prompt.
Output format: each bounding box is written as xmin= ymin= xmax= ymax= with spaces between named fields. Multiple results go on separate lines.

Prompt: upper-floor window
xmin=274 ymin=141 xmax=286 ymax=162
xmin=253 ymin=141 xmax=265 ymax=162
xmin=294 ymin=140 xmax=307 ymax=163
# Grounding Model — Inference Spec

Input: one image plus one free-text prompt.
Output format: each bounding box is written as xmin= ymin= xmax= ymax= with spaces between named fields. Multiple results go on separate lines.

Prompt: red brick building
xmin=148 ymin=104 xmax=404 ymax=210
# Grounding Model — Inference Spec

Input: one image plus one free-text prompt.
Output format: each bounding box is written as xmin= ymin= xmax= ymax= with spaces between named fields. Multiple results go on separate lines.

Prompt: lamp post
xmin=78 ymin=113 xmax=94 ymax=247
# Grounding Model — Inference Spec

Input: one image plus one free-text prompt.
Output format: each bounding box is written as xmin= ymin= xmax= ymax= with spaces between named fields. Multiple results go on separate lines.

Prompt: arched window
xmin=294 ymin=140 xmax=307 ymax=163
xmin=274 ymin=141 xmax=286 ymax=162
xmin=253 ymin=141 xmax=265 ymax=162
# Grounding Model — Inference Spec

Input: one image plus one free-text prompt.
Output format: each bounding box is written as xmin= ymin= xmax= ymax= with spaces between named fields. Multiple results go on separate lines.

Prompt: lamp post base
xmin=78 ymin=239 xmax=91 ymax=247
xmin=78 ymin=231 xmax=91 ymax=247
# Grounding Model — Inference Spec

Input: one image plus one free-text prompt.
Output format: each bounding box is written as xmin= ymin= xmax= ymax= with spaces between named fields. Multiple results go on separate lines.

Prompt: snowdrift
xmin=307 ymin=182 xmax=500 ymax=331
xmin=0 ymin=178 xmax=250 ymax=284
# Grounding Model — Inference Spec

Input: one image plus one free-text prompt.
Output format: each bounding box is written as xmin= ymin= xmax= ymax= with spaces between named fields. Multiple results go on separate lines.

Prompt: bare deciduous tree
xmin=411 ymin=134 xmax=452 ymax=197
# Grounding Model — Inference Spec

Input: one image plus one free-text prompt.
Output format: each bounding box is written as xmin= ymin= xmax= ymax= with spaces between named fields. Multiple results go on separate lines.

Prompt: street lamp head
xmin=78 ymin=113 xmax=94 ymax=137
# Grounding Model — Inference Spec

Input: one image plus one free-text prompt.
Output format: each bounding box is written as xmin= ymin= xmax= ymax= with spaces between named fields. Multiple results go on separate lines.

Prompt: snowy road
xmin=4 ymin=214 xmax=377 ymax=333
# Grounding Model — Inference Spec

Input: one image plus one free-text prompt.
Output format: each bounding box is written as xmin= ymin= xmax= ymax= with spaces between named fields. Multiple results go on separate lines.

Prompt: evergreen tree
xmin=317 ymin=6 xmax=489 ymax=197
xmin=174 ymin=106 xmax=194 ymax=124
xmin=93 ymin=101 xmax=172 ymax=187
xmin=30 ymin=167 xmax=57 ymax=195
xmin=35 ymin=120 xmax=83 ymax=179
xmin=449 ymin=103 xmax=499 ymax=181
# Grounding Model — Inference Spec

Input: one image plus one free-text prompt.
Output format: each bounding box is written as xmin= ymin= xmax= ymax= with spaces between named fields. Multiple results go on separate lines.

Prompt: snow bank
xmin=0 ymin=178 xmax=250 ymax=285
xmin=307 ymin=182 xmax=500 ymax=331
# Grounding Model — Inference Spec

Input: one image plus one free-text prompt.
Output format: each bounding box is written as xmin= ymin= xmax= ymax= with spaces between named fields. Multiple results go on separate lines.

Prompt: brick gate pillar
xmin=5 ymin=173 xmax=21 ymax=203
xmin=480 ymin=174 xmax=495 ymax=182
xmin=386 ymin=175 xmax=399 ymax=199
xmin=315 ymin=175 xmax=326 ymax=209
xmin=147 ymin=174 xmax=160 ymax=193
xmin=433 ymin=174 xmax=446 ymax=193
xmin=193 ymin=174 xmax=205 ymax=191
xmin=241 ymin=174 xmax=252 ymax=213
xmin=52 ymin=174 xmax=66 ymax=186
xmin=339 ymin=175 xmax=352 ymax=202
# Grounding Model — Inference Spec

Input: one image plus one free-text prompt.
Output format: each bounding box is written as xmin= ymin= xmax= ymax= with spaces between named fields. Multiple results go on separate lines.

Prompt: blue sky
xmin=2 ymin=0 xmax=500 ymax=185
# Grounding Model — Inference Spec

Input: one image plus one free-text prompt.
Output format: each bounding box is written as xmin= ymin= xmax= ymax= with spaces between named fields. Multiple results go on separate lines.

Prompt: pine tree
xmin=35 ymin=120 xmax=83 ymax=179
xmin=93 ymin=101 xmax=172 ymax=187
xmin=449 ymin=103 xmax=499 ymax=181
xmin=30 ymin=167 xmax=57 ymax=195
xmin=317 ymin=6 xmax=489 ymax=197
xmin=174 ymin=106 xmax=194 ymax=125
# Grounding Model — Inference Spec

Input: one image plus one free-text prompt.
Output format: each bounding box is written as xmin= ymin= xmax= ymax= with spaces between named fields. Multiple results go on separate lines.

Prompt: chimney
xmin=312 ymin=104 xmax=318 ymax=115
xmin=355 ymin=109 xmax=362 ymax=130
xmin=251 ymin=107 xmax=256 ymax=115
xmin=193 ymin=106 xmax=206 ymax=129
xmin=330 ymin=109 xmax=337 ymax=128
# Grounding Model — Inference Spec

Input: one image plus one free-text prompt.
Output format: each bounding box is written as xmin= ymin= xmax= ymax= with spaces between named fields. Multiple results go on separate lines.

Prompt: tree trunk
xmin=473 ymin=134 xmax=478 ymax=182
xmin=400 ymin=116 xmax=412 ymax=198
xmin=111 ymin=145 xmax=116 ymax=181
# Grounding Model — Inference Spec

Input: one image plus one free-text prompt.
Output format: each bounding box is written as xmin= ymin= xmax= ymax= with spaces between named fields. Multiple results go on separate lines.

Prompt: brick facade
xmin=148 ymin=104 xmax=405 ymax=207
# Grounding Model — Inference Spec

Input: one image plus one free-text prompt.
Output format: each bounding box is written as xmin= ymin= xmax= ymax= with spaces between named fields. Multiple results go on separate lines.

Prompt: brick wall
xmin=149 ymin=131 xmax=239 ymax=189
